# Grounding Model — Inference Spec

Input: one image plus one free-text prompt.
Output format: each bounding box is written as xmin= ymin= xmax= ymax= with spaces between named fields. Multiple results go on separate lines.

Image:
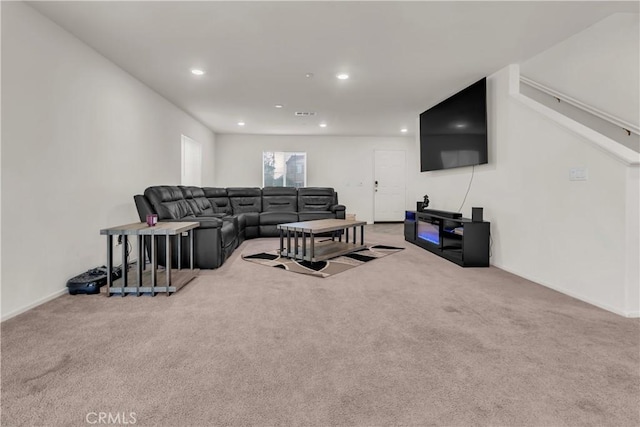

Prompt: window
xmin=263 ymin=152 xmax=307 ymax=188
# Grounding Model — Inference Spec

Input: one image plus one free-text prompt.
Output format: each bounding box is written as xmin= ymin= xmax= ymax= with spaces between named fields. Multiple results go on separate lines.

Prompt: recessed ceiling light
xmin=336 ymin=73 xmax=349 ymax=80
xmin=305 ymin=73 xmax=314 ymax=78
xmin=319 ymin=123 xmax=327 ymax=128
xmin=400 ymin=128 xmax=408 ymax=133
xmin=191 ymin=69 xmax=205 ymax=76
xmin=237 ymin=121 xmax=245 ymax=126
xmin=274 ymin=104 xmax=284 ymax=109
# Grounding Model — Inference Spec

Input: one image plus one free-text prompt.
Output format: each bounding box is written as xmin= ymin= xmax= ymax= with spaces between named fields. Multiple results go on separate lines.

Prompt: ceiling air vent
xmin=294 ymin=112 xmax=316 ymax=116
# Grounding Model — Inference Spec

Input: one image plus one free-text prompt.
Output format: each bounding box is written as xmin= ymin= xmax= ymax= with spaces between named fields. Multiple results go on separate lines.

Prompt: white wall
xmin=214 ymin=134 xmax=415 ymax=224
xmin=1 ymin=2 xmax=216 ymax=319
xmin=413 ymin=13 xmax=640 ymax=316
xmin=521 ymin=13 xmax=639 ymax=128
xmin=413 ymin=64 xmax=639 ymax=317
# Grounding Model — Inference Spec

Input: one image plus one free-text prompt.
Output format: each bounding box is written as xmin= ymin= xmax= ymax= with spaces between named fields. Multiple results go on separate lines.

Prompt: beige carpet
xmin=1 ymin=225 xmax=639 ymax=426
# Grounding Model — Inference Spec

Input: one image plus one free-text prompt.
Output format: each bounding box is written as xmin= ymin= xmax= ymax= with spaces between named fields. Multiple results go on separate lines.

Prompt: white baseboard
xmin=1 ymin=261 xmax=141 ymax=322
xmin=491 ymin=262 xmax=639 ymax=318
xmin=1 ymin=287 xmax=67 ymax=322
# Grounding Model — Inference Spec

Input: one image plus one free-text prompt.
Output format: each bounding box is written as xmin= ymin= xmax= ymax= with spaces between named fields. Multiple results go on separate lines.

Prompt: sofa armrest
xmin=134 ymin=195 xmax=155 ymax=222
xmin=330 ymin=204 xmax=346 ymax=213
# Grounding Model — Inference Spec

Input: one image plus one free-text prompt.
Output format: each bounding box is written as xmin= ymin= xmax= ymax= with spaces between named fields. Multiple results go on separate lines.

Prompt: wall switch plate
xmin=569 ymin=167 xmax=588 ymax=181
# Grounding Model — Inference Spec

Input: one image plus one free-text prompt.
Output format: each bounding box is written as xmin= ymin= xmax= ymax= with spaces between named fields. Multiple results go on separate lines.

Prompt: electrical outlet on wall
xmin=569 ymin=167 xmax=588 ymax=181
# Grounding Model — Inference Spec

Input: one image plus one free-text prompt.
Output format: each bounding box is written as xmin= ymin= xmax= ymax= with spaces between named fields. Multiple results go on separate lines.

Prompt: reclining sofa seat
xmin=260 ymin=187 xmax=299 ymax=237
xmin=226 ymin=188 xmax=261 ymax=240
xmin=298 ymin=187 xmax=346 ymax=221
xmin=179 ymin=186 xmax=238 ymax=256
xmin=199 ymin=187 xmax=245 ymax=244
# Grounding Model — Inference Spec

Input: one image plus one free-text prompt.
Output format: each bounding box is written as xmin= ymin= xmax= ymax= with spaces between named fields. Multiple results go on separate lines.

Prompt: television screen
xmin=420 ymin=78 xmax=488 ymax=172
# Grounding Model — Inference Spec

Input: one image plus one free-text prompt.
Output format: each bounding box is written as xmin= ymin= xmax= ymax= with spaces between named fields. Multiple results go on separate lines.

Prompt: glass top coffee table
xmin=277 ymin=219 xmax=367 ymax=262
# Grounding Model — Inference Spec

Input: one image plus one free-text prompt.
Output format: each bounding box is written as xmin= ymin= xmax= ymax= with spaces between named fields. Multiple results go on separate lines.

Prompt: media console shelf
xmin=404 ymin=210 xmax=490 ymax=267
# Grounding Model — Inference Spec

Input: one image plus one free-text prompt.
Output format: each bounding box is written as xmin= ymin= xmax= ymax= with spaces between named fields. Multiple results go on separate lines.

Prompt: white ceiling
xmin=29 ymin=1 xmax=639 ymax=137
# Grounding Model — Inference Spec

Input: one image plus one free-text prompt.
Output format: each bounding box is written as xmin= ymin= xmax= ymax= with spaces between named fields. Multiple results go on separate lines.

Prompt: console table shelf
xmin=404 ymin=210 xmax=490 ymax=267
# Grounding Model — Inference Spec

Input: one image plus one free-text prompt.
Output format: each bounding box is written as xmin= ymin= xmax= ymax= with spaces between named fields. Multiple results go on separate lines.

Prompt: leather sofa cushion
xmin=242 ymin=212 xmax=261 ymax=239
xmin=145 ymin=186 xmax=195 ymax=220
xmin=298 ymin=187 xmax=336 ymax=212
xmin=262 ymin=187 xmax=298 ymax=212
xmin=220 ymin=220 xmax=237 ymax=250
xmin=298 ymin=211 xmax=335 ymax=221
xmin=182 ymin=186 xmax=215 ymax=216
xmin=236 ymin=212 xmax=259 ymax=227
xmin=202 ymin=187 xmax=232 ymax=215
xmin=259 ymin=211 xmax=298 ymax=225
xmin=228 ymin=187 xmax=262 ymax=213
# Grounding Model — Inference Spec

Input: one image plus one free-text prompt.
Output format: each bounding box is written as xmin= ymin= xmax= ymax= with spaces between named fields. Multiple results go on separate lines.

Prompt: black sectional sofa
xmin=134 ymin=186 xmax=346 ymax=269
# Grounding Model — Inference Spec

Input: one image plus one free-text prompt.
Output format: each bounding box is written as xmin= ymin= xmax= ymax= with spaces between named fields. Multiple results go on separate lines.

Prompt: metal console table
xmin=100 ymin=221 xmax=199 ymax=296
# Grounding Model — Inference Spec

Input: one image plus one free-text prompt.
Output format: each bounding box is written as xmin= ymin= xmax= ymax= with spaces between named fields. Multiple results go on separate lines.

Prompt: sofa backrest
xmin=227 ymin=187 xmax=262 ymax=213
xmin=144 ymin=185 xmax=195 ymax=220
xmin=180 ymin=186 xmax=215 ymax=216
xmin=262 ymin=187 xmax=298 ymax=212
xmin=298 ymin=187 xmax=336 ymax=212
xmin=202 ymin=187 xmax=232 ymax=215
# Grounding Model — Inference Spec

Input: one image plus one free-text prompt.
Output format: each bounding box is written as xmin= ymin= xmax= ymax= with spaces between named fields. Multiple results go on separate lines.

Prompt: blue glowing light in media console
xmin=417 ymin=231 xmax=439 ymax=245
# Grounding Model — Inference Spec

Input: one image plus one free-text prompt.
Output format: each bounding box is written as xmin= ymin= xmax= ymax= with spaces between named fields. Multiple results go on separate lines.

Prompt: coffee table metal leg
xmin=310 ymin=232 xmax=315 ymax=261
xmin=279 ymin=229 xmax=284 ymax=255
xmin=177 ymin=233 xmax=182 ymax=270
xmin=353 ymin=226 xmax=357 ymax=244
xmin=106 ymin=235 xmax=113 ymax=297
xmin=302 ymin=232 xmax=307 ymax=260
xmin=360 ymin=225 xmax=364 ymax=245
xmin=346 ymin=228 xmax=349 ymax=242
xmin=294 ymin=230 xmax=299 ymax=259
xmin=165 ymin=235 xmax=172 ymax=296
xmin=190 ymin=230 xmax=194 ymax=270
xmin=287 ymin=230 xmax=291 ymax=256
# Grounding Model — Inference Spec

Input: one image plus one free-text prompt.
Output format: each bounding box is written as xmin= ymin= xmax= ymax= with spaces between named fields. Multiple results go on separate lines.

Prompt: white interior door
xmin=181 ymin=135 xmax=202 ymax=186
xmin=374 ymin=150 xmax=406 ymax=222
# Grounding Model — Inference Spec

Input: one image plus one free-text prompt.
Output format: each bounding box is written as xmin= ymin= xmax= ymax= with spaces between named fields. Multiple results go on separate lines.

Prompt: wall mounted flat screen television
xmin=420 ymin=78 xmax=488 ymax=172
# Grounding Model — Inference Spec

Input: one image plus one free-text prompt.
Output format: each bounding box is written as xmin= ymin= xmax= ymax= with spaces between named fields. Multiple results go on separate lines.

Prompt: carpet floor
xmin=1 ymin=225 xmax=638 ymax=426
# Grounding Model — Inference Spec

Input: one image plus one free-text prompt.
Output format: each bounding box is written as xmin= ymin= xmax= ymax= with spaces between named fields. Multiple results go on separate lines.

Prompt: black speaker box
xmin=472 ymin=207 xmax=483 ymax=222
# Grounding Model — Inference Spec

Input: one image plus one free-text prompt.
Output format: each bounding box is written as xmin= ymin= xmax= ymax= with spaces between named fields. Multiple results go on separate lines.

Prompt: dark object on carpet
xmin=242 ymin=245 xmax=404 ymax=278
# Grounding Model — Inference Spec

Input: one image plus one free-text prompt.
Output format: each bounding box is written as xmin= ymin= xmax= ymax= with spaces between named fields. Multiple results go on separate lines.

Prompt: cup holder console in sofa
xmin=134 ymin=186 xmax=346 ymax=269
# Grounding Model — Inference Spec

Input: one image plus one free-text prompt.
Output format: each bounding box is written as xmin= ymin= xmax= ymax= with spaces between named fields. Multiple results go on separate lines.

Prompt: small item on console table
xmin=146 ymin=214 xmax=158 ymax=227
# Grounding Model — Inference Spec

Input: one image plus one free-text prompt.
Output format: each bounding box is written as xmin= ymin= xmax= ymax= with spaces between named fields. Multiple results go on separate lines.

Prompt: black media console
xmin=404 ymin=210 xmax=490 ymax=267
